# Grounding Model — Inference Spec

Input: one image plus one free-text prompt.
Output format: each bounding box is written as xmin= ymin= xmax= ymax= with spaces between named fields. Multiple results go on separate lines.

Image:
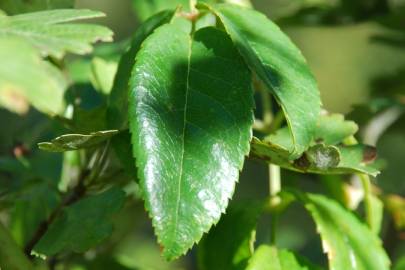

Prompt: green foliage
xmin=246 ymin=245 xmax=312 ymax=270
xmin=302 ymin=193 xmax=390 ymax=270
xmin=198 ymin=202 xmax=263 ymax=270
xmin=129 ymin=20 xmax=253 ymax=259
xmin=0 ymin=38 xmax=66 ymax=114
xmin=38 ymin=130 xmax=118 ymax=152
xmin=0 ymin=9 xmax=113 ymax=58
xmin=251 ymin=137 xmax=379 ymax=176
xmin=0 ymin=0 xmax=74 ymax=15
xmin=34 ymin=187 xmax=126 ymax=256
xmin=0 ymin=1 xmax=403 ymax=269
xmin=0 ymin=222 xmax=33 ymax=270
xmin=0 ymin=9 xmax=113 ymax=115
xmin=132 ymin=0 xmax=189 ymax=21
xmin=204 ymin=3 xmax=322 ymax=158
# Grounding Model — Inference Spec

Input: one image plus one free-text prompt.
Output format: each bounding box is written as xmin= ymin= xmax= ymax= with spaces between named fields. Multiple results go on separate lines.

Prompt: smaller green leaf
xmin=250 ymin=112 xmax=378 ymax=176
xmin=0 ymin=0 xmax=74 ymax=15
xmin=246 ymin=245 xmax=312 ymax=270
xmin=11 ymin=183 xmax=60 ymax=246
xmin=302 ymin=193 xmax=390 ymax=270
xmin=34 ymin=187 xmax=126 ymax=256
xmin=336 ymin=144 xmax=379 ymax=176
xmin=265 ymin=113 xmax=359 ymax=154
xmin=198 ymin=201 xmax=263 ymax=270
xmin=0 ymin=9 xmax=113 ymax=58
xmin=38 ymin=130 xmax=118 ymax=152
xmin=314 ymin=113 xmax=358 ymax=145
xmin=90 ymin=57 xmax=118 ymax=94
xmin=251 ymin=138 xmax=379 ymax=176
xmin=0 ymin=37 xmax=67 ymax=115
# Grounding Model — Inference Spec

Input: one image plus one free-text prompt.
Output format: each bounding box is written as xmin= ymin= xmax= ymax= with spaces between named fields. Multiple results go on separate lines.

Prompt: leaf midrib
xmin=172 ymin=33 xmax=193 ymax=242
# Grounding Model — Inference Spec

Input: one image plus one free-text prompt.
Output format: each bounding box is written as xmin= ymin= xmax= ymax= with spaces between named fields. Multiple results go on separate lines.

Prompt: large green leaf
xmin=0 ymin=37 xmax=67 ymax=114
xmin=204 ymin=3 xmax=321 ymax=158
xmin=34 ymin=187 xmax=126 ymax=256
xmin=0 ymin=9 xmax=113 ymax=58
xmin=38 ymin=130 xmax=118 ymax=152
xmin=198 ymin=202 xmax=263 ymax=270
xmin=129 ymin=21 xmax=254 ymax=259
xmin=303 ymin=193 xmax=390 ymax=270
xmin=107 ymin=10 xmax=175 ymax=130
xmin=246 ymin=245 xmax=312 ymax=270
xmin=0 ymin=0 xmax=74 ymax=15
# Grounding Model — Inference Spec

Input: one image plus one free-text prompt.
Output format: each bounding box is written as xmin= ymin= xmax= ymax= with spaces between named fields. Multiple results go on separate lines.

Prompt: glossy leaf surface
xmin=38 ymin=130 xmax=118 ymax=152
xmin=108 ymin=10 xmax=175 ymax=130
xmin=198 ymin=202 xmax=263 ymax=270
xmin=34 ymin=188 xmax=125 ymax=256
xmin=129 ymin=22 xmax=253 ymax=259
xmin=206 ymin=3 xmax=321 ymax=157
xmin=246 ymin=245 xmax=311 ymax=270
xmin=303 ymin=193 xmax=390 ymax=270
xmin=0 ymin=9 xmax=113 ymax=58
xmin=0 ymin=37 xmax=66 ymax=114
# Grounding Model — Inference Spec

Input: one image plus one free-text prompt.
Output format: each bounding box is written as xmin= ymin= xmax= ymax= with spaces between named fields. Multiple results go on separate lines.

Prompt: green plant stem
xmin=269 ymin=164 xmax=281 ymax=245
xmin=0 ymin=221 xmax=33 ymax=270
xmin=359 ymin=173 xmax=373 ymax=229
xmin=269 ymin=164 xmax=281 ymax=200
